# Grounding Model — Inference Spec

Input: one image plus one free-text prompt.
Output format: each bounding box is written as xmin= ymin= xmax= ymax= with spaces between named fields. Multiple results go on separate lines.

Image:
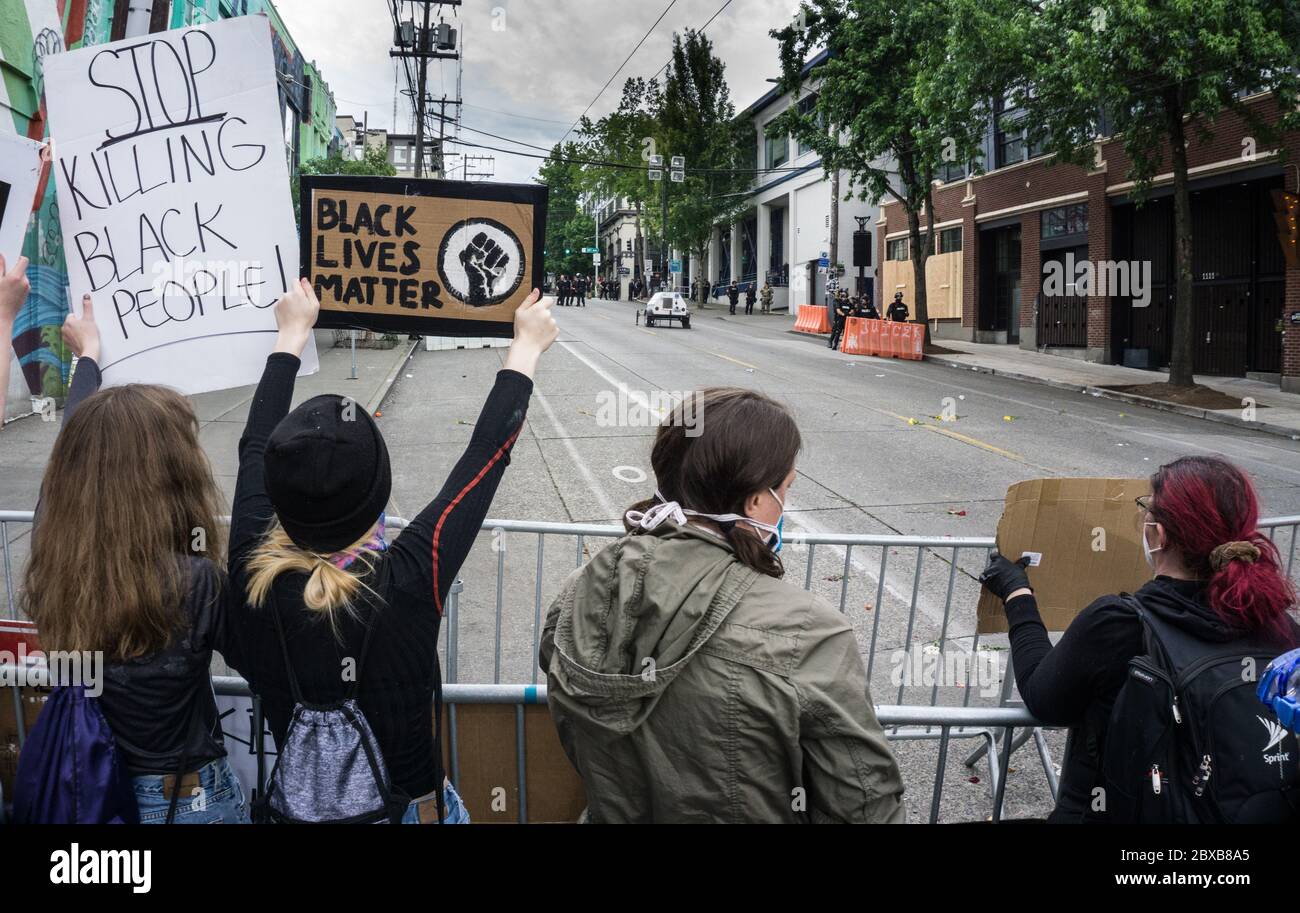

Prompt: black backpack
xmin=1099 ymin=594 xmax=1300 ymax=823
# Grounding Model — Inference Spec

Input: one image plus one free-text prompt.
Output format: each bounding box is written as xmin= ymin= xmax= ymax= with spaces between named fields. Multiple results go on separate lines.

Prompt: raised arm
xmin=388 ymin=289 xmax=557 ymax=611
xmin=228 ymin=279 xmax=320 ymax=570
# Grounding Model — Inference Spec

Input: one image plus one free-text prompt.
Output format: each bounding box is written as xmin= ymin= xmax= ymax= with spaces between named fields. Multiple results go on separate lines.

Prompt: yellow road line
xmin=710 ymin=351 xmax=759 ymax=370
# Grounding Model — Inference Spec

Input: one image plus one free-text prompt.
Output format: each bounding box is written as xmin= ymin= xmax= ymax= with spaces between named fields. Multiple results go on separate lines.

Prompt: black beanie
xmin=263 ymin=394 xmax=392 ymax=553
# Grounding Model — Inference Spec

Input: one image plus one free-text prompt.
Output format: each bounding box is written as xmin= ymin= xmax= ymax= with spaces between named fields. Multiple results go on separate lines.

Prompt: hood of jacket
xmin=1135 ymin=575 xmax=1240 ymax=642
xmin=545 ymin=522 xmax=759 ymax=735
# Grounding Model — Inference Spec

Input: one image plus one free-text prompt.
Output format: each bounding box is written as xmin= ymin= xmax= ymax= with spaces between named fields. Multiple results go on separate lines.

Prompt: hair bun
xmin=1210 ymin=540 xmax=1261 ymax=571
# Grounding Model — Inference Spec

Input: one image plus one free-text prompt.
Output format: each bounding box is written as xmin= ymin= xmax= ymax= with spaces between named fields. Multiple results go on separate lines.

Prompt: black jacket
xmin=1004 ymin=576 xmax=1280 ymax=822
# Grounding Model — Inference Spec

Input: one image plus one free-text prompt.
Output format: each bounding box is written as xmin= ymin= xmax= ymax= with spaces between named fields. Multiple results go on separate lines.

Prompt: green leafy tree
xmin=579 ymin=78 xmax=663 ymax=285
xmin=770 ymin=1 xmax=987 ymax=342
xmin=658 ymin=29 xmax=755 ymax=302
xmin=933 ymin=0 xmax=1300 ymax=386
xmin=537 ymin=142 xmax=596 ymax=280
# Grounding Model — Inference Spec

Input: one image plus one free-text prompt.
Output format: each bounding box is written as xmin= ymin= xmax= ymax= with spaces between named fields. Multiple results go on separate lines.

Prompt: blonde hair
xmin=244 ymin=520 xmax=384 ymax=639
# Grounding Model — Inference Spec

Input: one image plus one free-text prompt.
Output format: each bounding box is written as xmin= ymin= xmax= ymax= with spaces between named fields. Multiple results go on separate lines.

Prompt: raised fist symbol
xmin=459 ymin=231 xmax=510 ymax=305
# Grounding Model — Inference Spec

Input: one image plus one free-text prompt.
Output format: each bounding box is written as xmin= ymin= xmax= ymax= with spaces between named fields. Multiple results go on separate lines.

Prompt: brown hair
xmin=24 ymin=384 xmax=224 ymax=661
xmin=624 ymin=387 xmax=801 ymax=577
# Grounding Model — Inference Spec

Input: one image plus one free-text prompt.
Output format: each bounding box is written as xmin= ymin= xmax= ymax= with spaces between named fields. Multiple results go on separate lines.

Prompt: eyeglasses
xmin=1135 ymin=495 xmax=1153 ymax=512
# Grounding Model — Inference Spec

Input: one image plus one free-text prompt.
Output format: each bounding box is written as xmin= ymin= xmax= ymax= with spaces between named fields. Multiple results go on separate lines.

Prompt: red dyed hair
xmin=1149 ymin=457 xmax=1297 ymax=645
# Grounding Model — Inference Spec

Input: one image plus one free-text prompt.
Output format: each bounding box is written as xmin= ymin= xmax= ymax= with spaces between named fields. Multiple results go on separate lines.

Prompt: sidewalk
xmin=0 ymin=330 xmax=417 ymax=512
xmin=923 ymin=340 xmax=1300 ymax=441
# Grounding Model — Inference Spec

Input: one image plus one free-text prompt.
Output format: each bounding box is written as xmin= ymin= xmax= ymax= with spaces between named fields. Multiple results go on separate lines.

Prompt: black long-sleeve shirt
xmin=224 ymin=353 xmax=532 ymax=797
xmin=1003 ymin=576 xmax=1240 ymax=822
xmin=49 ymin=357 xmax=232 ymax=774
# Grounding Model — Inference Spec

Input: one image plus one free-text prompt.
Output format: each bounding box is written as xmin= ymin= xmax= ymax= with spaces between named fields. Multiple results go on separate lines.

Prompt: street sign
xmin=593 ymin=253 xmax=602 ymax=265
xmin=648 ymin=169 xmax=663 ymax=181
xmin=581 ymin=246 xmax=598 ymax=253
xmin=618 ymin=267 xmax=630 ymax=275
xmin=670 ymin=259 xmax=682 ymax=273
xmin=670 ymin=170 xmax=684 ymax=183
xmin=643 ymin=259 xmax=653 ymax=275
xmin=670 ymin=155 xmax=684 ymax=169
xmin=818 ymin=256 xmax=829 ymax=268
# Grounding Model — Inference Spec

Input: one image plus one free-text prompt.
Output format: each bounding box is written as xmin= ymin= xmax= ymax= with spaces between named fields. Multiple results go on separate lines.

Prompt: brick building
xmin=877 ymin=93 xmax=1300 ymax=393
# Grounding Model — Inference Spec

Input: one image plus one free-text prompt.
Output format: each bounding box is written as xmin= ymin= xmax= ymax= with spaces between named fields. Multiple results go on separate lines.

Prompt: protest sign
xmin=301 ymin=175 xmax=547 ymax=337
xmin=42 ymin=15 xmax=318 ymax=395
xmin=976 ymin=477 xmax=1153 ymax=634
xmin=0 ymin=132 xmax=44 ymax=265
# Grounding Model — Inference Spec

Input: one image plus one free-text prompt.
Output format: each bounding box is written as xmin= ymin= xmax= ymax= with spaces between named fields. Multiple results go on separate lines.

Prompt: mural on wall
xmin=1 ymin=0 xmax=109 ymax=409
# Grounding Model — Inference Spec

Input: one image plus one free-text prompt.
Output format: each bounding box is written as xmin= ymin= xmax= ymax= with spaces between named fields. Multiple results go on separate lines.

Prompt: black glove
xmin=979 ymin=552 xmax=1033 ymax=601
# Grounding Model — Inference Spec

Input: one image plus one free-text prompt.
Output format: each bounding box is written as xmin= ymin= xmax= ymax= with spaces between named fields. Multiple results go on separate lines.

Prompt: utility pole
xmin=390 ymin=1 xmax=461 ymax=179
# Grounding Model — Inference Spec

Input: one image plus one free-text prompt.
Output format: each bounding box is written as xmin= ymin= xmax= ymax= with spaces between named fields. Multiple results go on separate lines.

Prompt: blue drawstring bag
xmin=13 ymin=686 xmax=139 ymax=824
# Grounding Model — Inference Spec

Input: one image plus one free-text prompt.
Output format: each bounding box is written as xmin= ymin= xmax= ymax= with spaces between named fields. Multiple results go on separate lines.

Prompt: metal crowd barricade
xmin=203 ymin=674 xmax=1037 ymax=823
xmin=3 ymin=509 xmax=1299 ymax=821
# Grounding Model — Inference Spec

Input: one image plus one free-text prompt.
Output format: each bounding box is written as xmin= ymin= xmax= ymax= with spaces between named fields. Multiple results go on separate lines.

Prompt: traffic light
xmin=1273 ymin=189 xmax=1298 ymax=268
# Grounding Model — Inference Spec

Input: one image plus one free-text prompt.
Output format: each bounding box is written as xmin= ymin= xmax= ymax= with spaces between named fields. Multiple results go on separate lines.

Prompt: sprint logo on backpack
xmin=1258 ymin=716 xmax=1292 ymax=772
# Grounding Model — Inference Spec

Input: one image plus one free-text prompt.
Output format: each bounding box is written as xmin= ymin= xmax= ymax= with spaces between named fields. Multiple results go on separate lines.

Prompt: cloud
xmin=272 ymin=0 xmax=799 ymax=183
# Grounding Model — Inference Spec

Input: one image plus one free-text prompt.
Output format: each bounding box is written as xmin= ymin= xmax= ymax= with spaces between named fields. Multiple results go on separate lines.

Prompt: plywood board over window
xmin=881 ymin=250 xmax=964 ymax=319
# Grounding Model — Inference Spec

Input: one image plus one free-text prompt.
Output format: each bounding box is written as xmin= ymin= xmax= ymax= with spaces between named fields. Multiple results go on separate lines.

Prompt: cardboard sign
xmin=976 ymin=477 xmax=1154 ymax=634
xmin=301 ymin=175 xmax=547 ymax=337
xmin=42 ymin=16 xmax=318 ymax=395
xmin=0 ymin=132 xmax=44 ymax=264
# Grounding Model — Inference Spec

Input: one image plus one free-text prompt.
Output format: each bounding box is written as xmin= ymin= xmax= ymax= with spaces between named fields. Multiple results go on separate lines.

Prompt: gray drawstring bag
xmin=254 ymin=568 xmax=413 ymax=824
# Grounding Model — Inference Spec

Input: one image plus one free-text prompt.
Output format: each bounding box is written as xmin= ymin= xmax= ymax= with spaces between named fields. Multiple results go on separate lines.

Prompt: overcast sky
xmin=273 ymin=0 xmax=800 ymax=184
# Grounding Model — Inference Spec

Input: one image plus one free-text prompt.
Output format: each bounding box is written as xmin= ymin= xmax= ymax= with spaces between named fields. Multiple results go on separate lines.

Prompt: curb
xmin=924 ymin=355 xmax=1300 ymax=441
xmin=366 ymin=339 xmax=419 ymax=415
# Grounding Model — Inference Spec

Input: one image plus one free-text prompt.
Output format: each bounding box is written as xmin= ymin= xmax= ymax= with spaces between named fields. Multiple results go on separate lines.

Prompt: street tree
xmin=537 ymin=141 xmax=596 ymax=280
xmin=658 ymin=29 xmax=754 ymax=303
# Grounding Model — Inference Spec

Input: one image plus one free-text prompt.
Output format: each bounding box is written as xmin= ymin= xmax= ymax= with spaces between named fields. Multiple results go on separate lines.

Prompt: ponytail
xmin=245 ymin=522 xmax=382 ymax=640
xmin=1206 ymin=535 xmax=1295 ymax=647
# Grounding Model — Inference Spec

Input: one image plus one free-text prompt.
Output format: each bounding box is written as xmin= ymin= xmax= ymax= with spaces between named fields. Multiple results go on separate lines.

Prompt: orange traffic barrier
xmin=839 ymin=318 xmax=926 ymax=360
xmin=840 ymin=317 xmax=866 ymax=354
xmin=794 ymin=304 xmax=831 ymax=334
xmin=903 ymin=323 xmax=924 ymax=360
xmin=877 ymin=319 xmax=895 ymax=357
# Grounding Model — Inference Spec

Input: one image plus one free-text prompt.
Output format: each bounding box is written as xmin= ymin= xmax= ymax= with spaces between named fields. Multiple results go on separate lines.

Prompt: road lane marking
xmin=532 ymin=388 xmax=619 ymax=520
xmin=557 ymin=340 xmax=670 ymax=420
xmin=710 ymin=351 xmax=759 ymax=370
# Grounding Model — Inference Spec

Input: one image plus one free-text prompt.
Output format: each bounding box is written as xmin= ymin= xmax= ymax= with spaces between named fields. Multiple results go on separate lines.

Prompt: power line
xmin=556 ymin=0 xmax=682 ymax=147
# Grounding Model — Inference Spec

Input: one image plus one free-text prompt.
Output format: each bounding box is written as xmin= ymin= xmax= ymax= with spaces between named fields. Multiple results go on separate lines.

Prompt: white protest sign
xmin=43 ymin=15 xmax=318 ymax=395
xmin=0 ymin=131 xmax=44 ymax=264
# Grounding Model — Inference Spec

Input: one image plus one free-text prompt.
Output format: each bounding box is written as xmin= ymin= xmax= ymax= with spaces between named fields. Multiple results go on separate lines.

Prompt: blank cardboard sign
xmin=976 ymin=477 xmax=1154 ymax=634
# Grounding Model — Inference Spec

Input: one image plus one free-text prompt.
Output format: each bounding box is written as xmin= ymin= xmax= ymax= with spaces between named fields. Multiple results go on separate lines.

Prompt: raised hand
xmin=62 ymin=295 xmax=101 ymax=362
xmin=503 ymin=289 xmax=557 ymax=380
xmin=460 ymin=231 xmax=510 ymax=304
xmin=273 ymin=277 xmax=320 ymax=358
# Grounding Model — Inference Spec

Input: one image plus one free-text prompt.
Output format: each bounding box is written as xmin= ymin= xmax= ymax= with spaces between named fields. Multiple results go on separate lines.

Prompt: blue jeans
xmin=133 ymin=757 xmax=250 ymax=824
xmin=399 ymin=781 xmax=470 ymax=824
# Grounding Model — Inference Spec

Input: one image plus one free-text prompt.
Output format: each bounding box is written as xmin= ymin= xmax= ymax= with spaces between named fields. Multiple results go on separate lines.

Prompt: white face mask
xmin=627 ymin=488 xmax=783 ymax=547
xmin=1142 ymin=521 xmax=1163 ymax=569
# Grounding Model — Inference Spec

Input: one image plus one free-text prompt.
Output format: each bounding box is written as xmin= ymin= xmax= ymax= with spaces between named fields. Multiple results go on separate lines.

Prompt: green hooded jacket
xmin=539 ymin=522 xmax=905 ymax=823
